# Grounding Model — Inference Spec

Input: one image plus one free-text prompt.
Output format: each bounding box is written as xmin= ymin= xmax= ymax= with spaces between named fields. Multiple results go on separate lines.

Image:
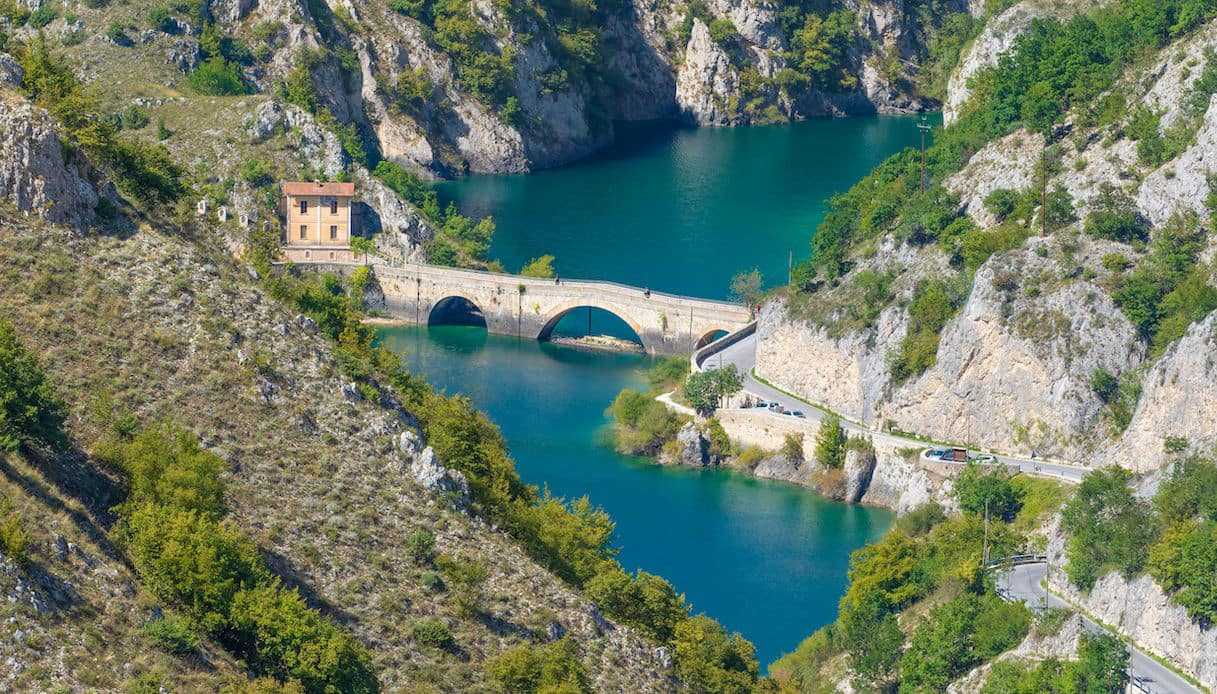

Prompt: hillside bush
xmin=411 ymin=619 xmax=454 ymax=650
xmin=488 ymin=638 xmax=589 ymax=693
xmin=189 ymin=57 xmax=248 ymax=95
xmin=1061 ymin=467 xmax=1154 ymax=590
xmin=954 ymin=463 xmax=1024 ymax=522
xmin=813 ymin=413 xmax=846 ymax=469
xmin=0 ymin=318 xmax=66 ymax=450
xmin=144 ymin=615 xmax=200 ymax=654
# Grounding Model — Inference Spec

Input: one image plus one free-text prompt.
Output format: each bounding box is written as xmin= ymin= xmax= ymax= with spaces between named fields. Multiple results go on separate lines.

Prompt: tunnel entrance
xmin=428 ymin=296 xmax=487 ymax=328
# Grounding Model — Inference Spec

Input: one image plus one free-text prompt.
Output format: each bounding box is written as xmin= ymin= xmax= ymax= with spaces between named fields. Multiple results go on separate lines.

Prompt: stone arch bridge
xmin=346 ymin=262 xmax=752 ymax=356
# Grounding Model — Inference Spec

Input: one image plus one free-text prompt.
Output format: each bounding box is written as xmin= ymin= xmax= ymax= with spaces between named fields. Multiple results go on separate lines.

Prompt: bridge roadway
xmin=298 ymin=259 xmax=754 ymax=356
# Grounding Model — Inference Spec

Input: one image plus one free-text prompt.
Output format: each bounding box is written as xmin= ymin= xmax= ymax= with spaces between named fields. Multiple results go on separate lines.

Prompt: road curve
xmin=701 ymin=333 xmax=1090 ymax=483
xmin=998 ymin=563 xmax=1199 ymax=694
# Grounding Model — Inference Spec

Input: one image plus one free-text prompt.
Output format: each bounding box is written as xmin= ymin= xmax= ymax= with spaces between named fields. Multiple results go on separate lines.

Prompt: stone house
xmin=281 ymin=181 xmax=357 ymax=262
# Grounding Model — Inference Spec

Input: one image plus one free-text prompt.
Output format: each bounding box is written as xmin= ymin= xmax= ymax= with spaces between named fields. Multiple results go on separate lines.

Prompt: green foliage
xmin=28 ymin=5 xmax=56 ymax=29
xmin=813 ymin=413 xmax=846 ymax=469
xmin=893 ymin=501 xmax=946 ymax=537
xmin=0 ymin=318 xmax=66 ymax=451
xmin=189 ymin=57 xmax=249 ymax=95
xmin=17 ymin=37 xmax=185 ymax=205
xmin=1061 ymin=467 xmax=1154 ymax=590
xmin=707 ymin=18 xmax=739 ymax=47
xmin=682 ymin=365 xmax=742 ymax=416
xmin=1147 ymin=457 xmax=1217 ymax=623
xmin=405 ymin=529 xmax=437 ymax=566
xmin=372 ymin=161 xmax=496 ymax=268
xmin=101 ymin=425 xmax=226 ymax=520
xmin=899 ymin=593 xmax=1030 ymax=693
xmin=119 ymin=503 xmax=270 ymax=632
xmin=487 ymin=638 xmax=590 ymax=693
xmin=728 ymin=268 xmax=764 ymax=309
xmin=981 ymin=633 xmax=1129 ymax=693
xmin=842 ymin=597 xmax=903 ymax=691
xmin=954 ymin=463 xmax=1024 ymax=522
xmin=586 ymin=568 xmax=687 ymax=643
xmin=156 ymin=116 xmax=172 ymax=141
xmin=1113 ymin=214 xmax=1215 ymax=352
xmin=607 ymin=389 xmax=683 ymax=454
xmin=984 ymin=188 xmax=1019 ymax=222
xmin=240 ymin=158 xmax=272 ymax=187
xmin=229 ymin=585 xmax=379 ymax=693
xmin=144 ymin=615 xmax=200 ymax=654
xmin=786 ymin=10 xmax=856 ymax=89
xmin=519 ymin=254 xmax=556 ymax=278
xmin=105 ymin=21 xmax=128 ymax=43
xmin=411 ymin=619 xmax=454 ymax=650
xmin=0 ymin=497 xmax=29 ymax=567
xmin=147 ymin=7 xmax=175 ymax=33
xmin=890 ymin=279 xmax=963 ymax=384
xmin=781 ymin=433 xmax=804 ymax=462
xmin=119 ymin=104 xmax=149 ymax=130
xmin=1085 ymin=183 xmax=1146 ymax=243
xmin=645 ymin=356 xmax=689 ymax=393
xmin=672 ymin=615 xmax=759 ymax=694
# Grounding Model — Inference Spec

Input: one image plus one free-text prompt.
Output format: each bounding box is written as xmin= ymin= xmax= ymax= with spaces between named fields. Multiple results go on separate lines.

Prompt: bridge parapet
xmin=295 ymin=259 xmax=753 ymax=355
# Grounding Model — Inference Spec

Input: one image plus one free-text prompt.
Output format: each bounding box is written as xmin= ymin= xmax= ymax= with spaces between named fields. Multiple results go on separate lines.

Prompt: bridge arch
xmin=536 ymin=299 xmax=649 ymax=350
xmin=428 ymin=294 xmax=487 ymax=328
xmin=695 ymin=328 xmax=731 ymax=349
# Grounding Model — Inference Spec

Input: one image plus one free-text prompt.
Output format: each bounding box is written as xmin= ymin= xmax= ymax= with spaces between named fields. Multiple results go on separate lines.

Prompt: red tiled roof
xmin=283 ymin=181 xmax=355 ymax=197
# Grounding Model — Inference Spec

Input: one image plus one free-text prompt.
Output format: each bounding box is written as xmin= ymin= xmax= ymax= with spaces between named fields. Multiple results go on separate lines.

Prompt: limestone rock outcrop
xmin=1048 ymin=518 xmax=1217 ymax=690
xmin=0 ymin=95 xmax=98 ymax=230
xmin=1100 ymin=313 xmax=1217 ymax=472
xmin=676 ymin=20 xmax=741 ymax=126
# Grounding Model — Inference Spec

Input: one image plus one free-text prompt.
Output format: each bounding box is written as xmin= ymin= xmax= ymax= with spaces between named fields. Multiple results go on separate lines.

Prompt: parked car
xmin=789 ymin=410 xmax=805 ymax=419
xmin=753 ymin=400 xmax=769 ymax=409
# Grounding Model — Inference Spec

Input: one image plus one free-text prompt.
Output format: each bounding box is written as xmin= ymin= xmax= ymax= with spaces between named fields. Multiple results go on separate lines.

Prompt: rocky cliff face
xmin=0 ymin=92 xmax=99 ymax=230
xmin=1047 ymin=517 xmax=1217 ymax=690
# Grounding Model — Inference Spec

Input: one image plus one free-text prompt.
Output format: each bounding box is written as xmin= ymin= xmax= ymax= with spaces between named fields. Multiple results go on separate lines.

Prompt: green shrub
xmin=646 ymin=357 xmax=689 ymax=392
xmin=893 ymin=502 xmax=946 ymax=537
xmin=814 ymin=413 xmax=846 ymax=468
xmin=1085 ymin=184 xmax=1146 ymax=243
xmin=899 ymin=593 xmax=1030 ymax=693
xmin=984 ymin=188 xmax=1018 ymax=222
xmin=27 ymin=4 xmax=56 ymax=28
xmin=0 ymin=497 xmax=29 ymax=567
xmin=953 ymin=463 xmax=1023 ymax=522
xmin=682 ymin=366 xmax=742 ymax=415
xmin=229 ymin=585 xmax=378 ymax=693
xmin=420 ymin=571 xmax=444 ymax=592
xmin=0 ymin=318 xmax=66 ymax=450
xmin=672 ymin=615 xmax=759 ymax=694
xmin=586 ymin=568 xmax=687 ymax=643
xmin=105 ymin=21 xmax=128 ymax=43
xmin=188 ymin=57 xmax=248 ymax=95
xmin=607 ymin=389 xmax=682 ymax=455
xmin=144 ymin=615 xmax=199 ymax=654
xmin=147 ymin=7 xmax=175 ymax=33
xmin=1061 ymin=467 xmax=1154 ymax=591
xmin=411 ymin=619 xmax=454 ymax=650
xmin=519 ymin=254 xmax=556 ymax=278
xmin=119 ymin=503 xmax=270 ymax=632
xmin=405 ymin=529 xmax=436 ymax=565
xmin=119 ymin=104 xmax=149 ymax=130
xmin=488 ymin=638 xmax=589 ymax=693
xmin=100 ymin=425 xmax=226 ymax=520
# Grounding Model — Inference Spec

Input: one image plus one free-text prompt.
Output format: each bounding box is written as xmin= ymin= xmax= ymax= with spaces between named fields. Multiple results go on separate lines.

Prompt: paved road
xmin=700 ymin=334 xmax=1090 ymax=483
xmin=998 ymin=564 xmax=1199 ymax=694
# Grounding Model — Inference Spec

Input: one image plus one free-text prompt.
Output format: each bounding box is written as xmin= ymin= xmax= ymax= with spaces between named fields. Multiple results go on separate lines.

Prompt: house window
xmin=299 ymin=224 xmax=308 ymax=239
xmin=329 ymin=225 xmax=337 ymax=239
xmin=330 ymin=200 xmax=338 ymax=215
xmin=300 ymin=199 xmax=308 ymax=214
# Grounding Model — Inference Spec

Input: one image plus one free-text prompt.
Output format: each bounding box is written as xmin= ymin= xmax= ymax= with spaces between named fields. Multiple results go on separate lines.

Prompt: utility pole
xmin=1041 ymin=145 xmax=1048 ymax=238
xmin=983 ymin=498 xmax=991 ymax=566
xmin=787 ymin=250 xmax=793 ymax=286
xmin=918 ymin=117 xmax=933 ymax=193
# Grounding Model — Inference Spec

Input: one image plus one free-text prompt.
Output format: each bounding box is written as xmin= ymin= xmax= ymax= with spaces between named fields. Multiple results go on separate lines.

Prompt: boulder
xmin=674 ymin=421 xmax=711 ymax=466
xmin=410 ymin=447 xmax=470 ymax=509
xmin=842 ymin=446 xmax=877 ymax=503
xmin=0 ymin=53 xmax=23 ymax=87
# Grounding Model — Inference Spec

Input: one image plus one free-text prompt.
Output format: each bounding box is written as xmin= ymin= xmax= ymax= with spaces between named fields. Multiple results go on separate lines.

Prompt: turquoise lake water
xmin=382 ymin=116 xmax=931 ymax=667
xmin=437 ymin=116 xmax=933 ymax=299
